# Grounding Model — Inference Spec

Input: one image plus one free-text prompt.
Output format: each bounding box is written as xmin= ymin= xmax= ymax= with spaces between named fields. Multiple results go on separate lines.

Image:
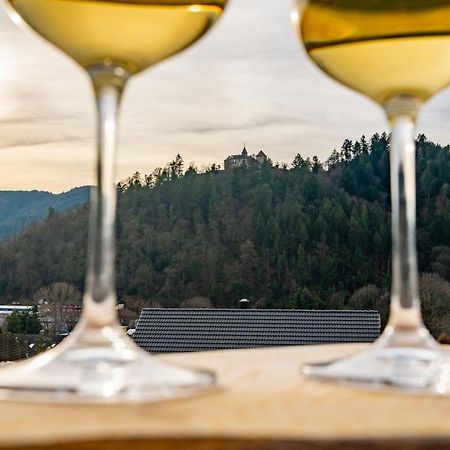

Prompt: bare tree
xmin=34 ymin=282 xmax=82 ymax=306
xmin=420 ymin=273 xmax=450 ymax=338
xmin=184 ymin=296 xmax=212 ymax=308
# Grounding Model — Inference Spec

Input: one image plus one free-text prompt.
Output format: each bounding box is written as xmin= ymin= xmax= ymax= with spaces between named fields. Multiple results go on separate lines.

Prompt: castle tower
xmin=256 ymin=150 xmax=267 ymax=164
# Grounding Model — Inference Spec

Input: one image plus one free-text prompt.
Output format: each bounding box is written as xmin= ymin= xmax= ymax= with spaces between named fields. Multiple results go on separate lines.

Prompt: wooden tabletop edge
xmin=4 ymin=436 xmax=450 ymax=450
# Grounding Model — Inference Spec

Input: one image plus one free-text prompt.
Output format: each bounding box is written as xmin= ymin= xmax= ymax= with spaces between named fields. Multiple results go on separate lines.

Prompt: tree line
xmin=0 ymin=133 xmax=449 ymax=337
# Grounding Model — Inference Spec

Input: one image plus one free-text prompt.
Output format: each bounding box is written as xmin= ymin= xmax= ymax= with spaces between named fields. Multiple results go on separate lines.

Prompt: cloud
xmin=0 ymin=135 xmax=85 ymax=151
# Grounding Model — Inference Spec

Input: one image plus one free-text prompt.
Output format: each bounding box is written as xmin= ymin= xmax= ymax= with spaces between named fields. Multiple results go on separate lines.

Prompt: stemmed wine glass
xmin=292 ymin=0 xmax=450 ymax=395
xmin=0 ymin=0 xmax=227 ymax=402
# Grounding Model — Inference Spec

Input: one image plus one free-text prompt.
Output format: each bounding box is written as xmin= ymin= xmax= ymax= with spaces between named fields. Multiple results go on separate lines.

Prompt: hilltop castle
xmin=224 ymin=146 xmax=268 ymax=170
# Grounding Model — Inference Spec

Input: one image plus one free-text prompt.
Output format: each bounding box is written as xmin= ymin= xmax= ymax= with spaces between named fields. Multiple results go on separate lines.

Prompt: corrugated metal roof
xmin=133 ymin=309 xmax=381 ymax=353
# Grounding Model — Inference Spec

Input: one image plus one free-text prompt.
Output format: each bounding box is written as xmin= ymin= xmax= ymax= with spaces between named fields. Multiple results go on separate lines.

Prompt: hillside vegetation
xmin=0 ymin=187 xmax=90 ymax=238
xmin=0 ymin=134 xmax=449 ymax=336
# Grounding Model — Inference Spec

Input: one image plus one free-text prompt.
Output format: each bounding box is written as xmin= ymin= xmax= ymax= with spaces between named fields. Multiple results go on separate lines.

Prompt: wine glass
xmin=292 ymin=0 xmax=450 ymax=395
xmin=0 ymin=0 xmax=227 ymax=403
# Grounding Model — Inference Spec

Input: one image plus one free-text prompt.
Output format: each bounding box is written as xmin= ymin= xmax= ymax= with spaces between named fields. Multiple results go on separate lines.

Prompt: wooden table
xmin=1 ymin=344 xmax=450 ymax=450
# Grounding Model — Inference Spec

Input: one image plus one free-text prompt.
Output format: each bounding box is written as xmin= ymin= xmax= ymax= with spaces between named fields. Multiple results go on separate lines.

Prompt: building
xmin=0 ymin=305 xmax=33 ymax=328
xmin=37 ymin=302 xmax=82 ymax=334
xmin=133 ymin=308 xmax=381 ymax=353
xmin=255 ymin=150 xmax=268 ymax=164
xmin=224 ymin=146 xmax=268 ymax=170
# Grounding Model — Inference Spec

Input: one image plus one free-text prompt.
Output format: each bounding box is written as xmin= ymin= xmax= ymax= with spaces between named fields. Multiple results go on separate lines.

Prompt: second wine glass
xmin=293 ymin=0 xmax=450 ymax=395
xmin=0 ymin=0 xmax=227 ymax=403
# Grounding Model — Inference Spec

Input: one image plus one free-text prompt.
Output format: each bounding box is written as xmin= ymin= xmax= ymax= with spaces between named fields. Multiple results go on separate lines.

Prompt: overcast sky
xmin=1 ymin=0 xmax=450 ymax=192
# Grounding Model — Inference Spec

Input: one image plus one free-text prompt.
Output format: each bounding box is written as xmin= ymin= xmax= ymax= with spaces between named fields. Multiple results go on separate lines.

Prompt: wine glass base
xmin=303 ymin=344 xmax=450 ymax=396
xmin=0 ymin=323 xmax=215 ymax=404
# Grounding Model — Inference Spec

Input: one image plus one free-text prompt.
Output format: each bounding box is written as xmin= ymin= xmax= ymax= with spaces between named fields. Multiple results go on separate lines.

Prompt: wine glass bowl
xmin=298 ymin=0 xmax=450 ymax=106
xmin=8 ymin=0 xmax=226 ymax=74
xmin=0 ymin=0 xmax=226 ymax=403
xmin=293 ymin=0 xmax=450 ymax=395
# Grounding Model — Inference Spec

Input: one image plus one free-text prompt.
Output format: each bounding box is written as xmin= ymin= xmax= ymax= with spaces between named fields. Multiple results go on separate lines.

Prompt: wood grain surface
xmin=1 ymin=344 xmax=450 ymax=450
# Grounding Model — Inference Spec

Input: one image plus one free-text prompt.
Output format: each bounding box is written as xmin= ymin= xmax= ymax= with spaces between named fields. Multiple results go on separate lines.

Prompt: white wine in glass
xmin=0 ymin=0 xmax=227 ymax=403
xmin=293 ymin=0 xmax=450 ymax=394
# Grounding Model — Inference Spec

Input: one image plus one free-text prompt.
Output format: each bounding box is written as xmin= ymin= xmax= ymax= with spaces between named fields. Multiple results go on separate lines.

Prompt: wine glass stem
xmin=83 ymin=72 xmax=127 ymax=328
xmin=388 ymin=111 xmax=422 ymax=330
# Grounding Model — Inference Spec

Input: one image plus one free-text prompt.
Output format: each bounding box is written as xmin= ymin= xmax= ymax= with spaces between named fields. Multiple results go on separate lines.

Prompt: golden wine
xmin=8 ymin=0 xmax=226 ymax=74
xmin=298 ymin=0 xmax=450 ymax=104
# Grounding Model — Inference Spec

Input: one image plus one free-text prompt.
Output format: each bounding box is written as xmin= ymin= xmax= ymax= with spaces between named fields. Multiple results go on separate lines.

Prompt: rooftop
xmin=133 ymin=308 xmax=381 ymax=353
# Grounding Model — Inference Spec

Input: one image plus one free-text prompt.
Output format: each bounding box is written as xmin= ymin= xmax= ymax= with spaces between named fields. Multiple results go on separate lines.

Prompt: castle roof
xmin=257 ymin=150 xmax=267 ymax=157
xmin=225 ymin=154 xmax=247 ymax=161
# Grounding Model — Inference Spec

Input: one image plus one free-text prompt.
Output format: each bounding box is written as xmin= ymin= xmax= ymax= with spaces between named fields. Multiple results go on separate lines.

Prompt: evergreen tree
xmin=6 ymin=310 xmax=42 ymax=335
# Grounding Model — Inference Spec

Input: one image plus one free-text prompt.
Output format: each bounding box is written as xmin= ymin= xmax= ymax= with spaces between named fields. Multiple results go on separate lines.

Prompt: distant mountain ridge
xmin=0 ymin=187 xmax=91 ymax=238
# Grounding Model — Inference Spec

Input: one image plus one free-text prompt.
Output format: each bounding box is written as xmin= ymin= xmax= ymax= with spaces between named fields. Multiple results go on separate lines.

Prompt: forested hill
xmin=0 ymin=133 xmax=449 ymax=336
xmin=0 ymin=186 xmax=90 ymax=238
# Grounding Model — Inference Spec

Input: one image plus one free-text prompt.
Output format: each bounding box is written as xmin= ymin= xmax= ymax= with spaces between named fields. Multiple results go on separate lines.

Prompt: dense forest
xmin=0 ymin=133 xmax=449 ymax=336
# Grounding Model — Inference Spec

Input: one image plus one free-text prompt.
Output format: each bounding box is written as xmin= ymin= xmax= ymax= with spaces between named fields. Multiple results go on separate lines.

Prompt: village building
xmin=37 ymin=301 xmax=82 ymax=334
